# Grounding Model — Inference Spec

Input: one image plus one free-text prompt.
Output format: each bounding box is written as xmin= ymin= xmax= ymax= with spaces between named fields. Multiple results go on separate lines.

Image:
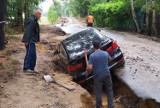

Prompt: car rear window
xmin=62 ymin=28 xmax=105 ymax=59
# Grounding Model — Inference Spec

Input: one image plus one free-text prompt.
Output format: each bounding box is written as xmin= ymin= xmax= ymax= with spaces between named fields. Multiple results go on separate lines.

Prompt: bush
xmin=89 ymin=1 xmax=133 ymax=30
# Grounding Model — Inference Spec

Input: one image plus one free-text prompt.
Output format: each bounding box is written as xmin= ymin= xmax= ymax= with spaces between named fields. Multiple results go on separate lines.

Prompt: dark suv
xmin=54 ymin=27 xmax=124 ymax=84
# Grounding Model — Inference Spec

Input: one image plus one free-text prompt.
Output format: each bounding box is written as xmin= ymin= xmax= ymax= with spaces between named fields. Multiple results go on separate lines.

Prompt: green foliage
xmin=69 ymin=0 xmax=90 ymax=17
xmin=89 ymin=1 xmax=132 ymax=29
xmin=88 ymin=0 xmax=110 ymax=6
xmin=48 ymin=5 xmax=58 ymax=24
xmin=69 ymin=0 xmax=111 ymax=17
xmin=7 ymin=0 xmax=43 ymax=27
xmin=47 ymin=1 xmax=62 ymax=24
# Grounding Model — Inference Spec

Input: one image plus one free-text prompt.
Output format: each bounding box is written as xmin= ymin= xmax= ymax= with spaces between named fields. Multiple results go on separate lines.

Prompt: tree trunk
xmin=145 ymin=0 xmax=152 ymax=36
xmin=158 ymin=14 xmax=160 ymax=37
xmin=24 ymin=0 xmax=30 ymax=21
xmin=145 ymin=0 xmax=150 ymax=35
xmin=0 ymin=0 xmax=7 ymax=50
xmin=130 ymin=0 xmax=141 ymax=33
xmin=16 ymin=0 xmax=23 ymax=31
xmin=151 ymin=0 xmax=158 ymax=36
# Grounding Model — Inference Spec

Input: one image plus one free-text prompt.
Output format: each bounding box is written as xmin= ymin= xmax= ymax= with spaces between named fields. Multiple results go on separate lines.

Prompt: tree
xmin=7 ymin=0 xmax=44 ymax=30
xmin=24 ymin=0 xmax=30 ymax=21
xmin=48 ymin=5 xmax=57 ymax=24
xmin=151 ymin=0 xmax=158 ymax=36
xmin=145 ymin=0 xmax=150 ymax=35
xmin=69 ymin=0 xmax=90 ymax=17
xmin=0 ymin=0 xmax=7 ymax=50
xmin=130 ymin=0 xmax=141 ymax=33
xmin=16 ymin=0 xmax=23 ymax=31
xmin=48 ymin=1 xmax=61 ymax=24
xmin=89 ymin=1 xmax=132 ymax=29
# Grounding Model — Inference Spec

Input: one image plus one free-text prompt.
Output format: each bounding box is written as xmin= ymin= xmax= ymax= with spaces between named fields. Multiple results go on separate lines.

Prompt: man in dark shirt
xmin=22 ymin=9 xmax=42 ymax=73
xmin=86 ymin=40 xmax=114 ymax=108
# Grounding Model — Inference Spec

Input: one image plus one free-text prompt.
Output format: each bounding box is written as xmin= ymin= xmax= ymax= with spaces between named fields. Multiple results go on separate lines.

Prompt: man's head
xmin=93 ymin=40 xmax=101 ymax=49
xmin=34 ymin=9 xmax=42 ymax=20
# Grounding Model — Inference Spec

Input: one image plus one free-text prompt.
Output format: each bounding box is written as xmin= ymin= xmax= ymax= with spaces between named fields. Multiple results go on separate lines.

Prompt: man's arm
xmin=109 ymin=56 xmax=112 ymax=62
xmin=84 ymin=48 xmax=93 ymax=72
xmin=22 ymin=17 xmax=34 ymax=43
xmin=86 ymin=64 xmax=93 ymax=72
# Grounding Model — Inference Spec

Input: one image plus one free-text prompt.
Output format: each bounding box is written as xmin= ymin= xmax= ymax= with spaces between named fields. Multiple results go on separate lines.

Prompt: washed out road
xmin=61 ymin=19 xmax=160 ymax=103
xmin=1 ymin=17 xmax=160 ymax=108
xmin=101 ymin=30 xmax=160 ymax=102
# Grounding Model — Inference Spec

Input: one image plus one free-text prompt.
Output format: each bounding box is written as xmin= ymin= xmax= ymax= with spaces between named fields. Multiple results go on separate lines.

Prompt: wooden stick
xmin=84 ymin=48 xmax=88 ymax=65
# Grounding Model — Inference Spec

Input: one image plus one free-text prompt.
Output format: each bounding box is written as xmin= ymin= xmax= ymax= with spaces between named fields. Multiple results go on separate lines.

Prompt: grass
xmin=6 ymin=35 xmax=21 ymax=42
xmin=5 ymin=26 xmax=21 ymax=42
xmin=5 ymin=59 xmax=17 ymax=77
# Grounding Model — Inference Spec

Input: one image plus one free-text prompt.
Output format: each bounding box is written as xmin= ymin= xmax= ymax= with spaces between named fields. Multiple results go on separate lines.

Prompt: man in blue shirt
xmin=86 ymin=40 xmax=114 ymax=108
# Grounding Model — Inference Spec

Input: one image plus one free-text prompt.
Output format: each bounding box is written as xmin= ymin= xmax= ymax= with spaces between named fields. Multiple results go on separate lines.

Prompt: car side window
xmin=59 ymin=44 xmax=67 ymax=59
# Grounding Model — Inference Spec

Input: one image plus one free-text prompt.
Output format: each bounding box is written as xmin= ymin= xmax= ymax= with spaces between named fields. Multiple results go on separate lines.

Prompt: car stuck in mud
xmin=54 ymin=27 xmax=125 ymax=84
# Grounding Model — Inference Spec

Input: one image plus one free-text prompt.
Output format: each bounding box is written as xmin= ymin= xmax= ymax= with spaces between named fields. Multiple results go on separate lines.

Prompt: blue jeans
xmin=23 ymin=42 xmax=36 ymax=71
xmin=94 ymin=74 xmax=114 ymax=108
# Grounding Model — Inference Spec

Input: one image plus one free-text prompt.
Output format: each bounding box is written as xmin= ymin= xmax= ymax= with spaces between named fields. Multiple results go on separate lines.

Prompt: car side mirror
xmin=53 ymin=50 xmax=59 ymax=55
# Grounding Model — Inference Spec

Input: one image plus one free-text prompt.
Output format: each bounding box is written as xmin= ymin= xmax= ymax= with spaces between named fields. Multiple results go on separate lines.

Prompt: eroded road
xmin=101 ymin=30 xmax=160 ymax=102
xmin=1 ymin=17 xmax=160 ymax=108
xmin=60 ymin=18 xmax=160 ymax=107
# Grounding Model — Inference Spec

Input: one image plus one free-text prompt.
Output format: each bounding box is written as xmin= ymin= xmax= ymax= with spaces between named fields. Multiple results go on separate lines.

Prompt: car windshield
xmin=62 ymin=28 xmax=106 ymax=59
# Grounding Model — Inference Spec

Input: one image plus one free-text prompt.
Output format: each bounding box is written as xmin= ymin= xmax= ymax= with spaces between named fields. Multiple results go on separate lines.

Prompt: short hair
xmin=34 ymin=8 xmax=42 ymax=14
xmin=93 ymin=40 xmax=100 ymax=49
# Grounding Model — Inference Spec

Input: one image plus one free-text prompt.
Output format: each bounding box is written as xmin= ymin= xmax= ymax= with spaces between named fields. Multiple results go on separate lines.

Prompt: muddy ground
xmin=0 ymin=25 xmax=94 ymax=108
xmin=0 ymin=18 xmax=160 ymax=108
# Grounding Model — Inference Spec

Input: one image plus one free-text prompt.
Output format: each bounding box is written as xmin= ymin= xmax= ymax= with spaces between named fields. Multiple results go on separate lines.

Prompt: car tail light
xmin=106 ymin=41 xmax=118 ymax=53
xmin=67 ymin=63 xmax=83 ymax=72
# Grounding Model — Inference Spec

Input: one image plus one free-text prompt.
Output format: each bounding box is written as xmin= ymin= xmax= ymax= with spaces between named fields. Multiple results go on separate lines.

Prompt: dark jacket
xmin=22 ymin=15 xmax=40 ymax=43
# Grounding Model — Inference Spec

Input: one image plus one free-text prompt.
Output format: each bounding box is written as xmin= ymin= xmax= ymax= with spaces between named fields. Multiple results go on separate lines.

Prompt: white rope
xmin=0 ymin=21 xmax=6 ymax=24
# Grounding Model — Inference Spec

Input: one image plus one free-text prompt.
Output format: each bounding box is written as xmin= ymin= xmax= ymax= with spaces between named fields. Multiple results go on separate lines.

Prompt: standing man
xmin=22 ymin=9 xmax=42 ymax=73
xmin=85 ymin=40 xmax=114 ymax=108
xmin=86 ymin=15 xmax=94 ymax=27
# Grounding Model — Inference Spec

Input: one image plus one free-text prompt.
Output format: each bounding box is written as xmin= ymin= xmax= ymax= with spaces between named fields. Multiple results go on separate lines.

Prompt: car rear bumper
xmin=109 ymin=48 xmax=125 ymax=69
xmin=109 ymin=55 xmax=125 ymax=70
